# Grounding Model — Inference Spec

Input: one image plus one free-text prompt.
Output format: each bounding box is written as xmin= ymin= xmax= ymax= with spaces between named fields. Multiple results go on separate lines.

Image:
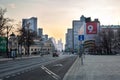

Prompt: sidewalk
xmin=63 ymin=55 xmax=120 ymax=80
xmin=0 ymin=55 xmax=46 ymax=62
xmin=63 ymin=56 xmax=81 ymax=80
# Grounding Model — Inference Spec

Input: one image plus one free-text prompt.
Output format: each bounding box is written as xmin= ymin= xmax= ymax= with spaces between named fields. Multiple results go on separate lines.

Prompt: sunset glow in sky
xmin=0 ymin=0 xmax=120 ymax=44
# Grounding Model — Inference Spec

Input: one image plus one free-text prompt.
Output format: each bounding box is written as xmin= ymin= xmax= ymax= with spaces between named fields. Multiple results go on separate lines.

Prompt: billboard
xmin=0 ymin=37 xmax=7 ymax=53
xmin=86 ymin=22 xmax=97 ymax=34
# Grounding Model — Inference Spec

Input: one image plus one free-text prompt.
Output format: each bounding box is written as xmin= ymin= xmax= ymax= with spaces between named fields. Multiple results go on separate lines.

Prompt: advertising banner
xmin=0 ymin=37 xmax=7 ymax=53
xmin=86 ymin=22 xmax=97 ymax=34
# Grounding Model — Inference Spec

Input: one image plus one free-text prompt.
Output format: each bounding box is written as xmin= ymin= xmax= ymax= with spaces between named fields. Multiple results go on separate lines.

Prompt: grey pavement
xmin=63 ymin=55 xmax=120 ymax=80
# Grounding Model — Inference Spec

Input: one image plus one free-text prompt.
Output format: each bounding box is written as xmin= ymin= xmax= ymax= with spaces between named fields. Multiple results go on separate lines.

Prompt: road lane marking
xmin=54 ymin=64 xmax=63 ymax=67
xmin=0 ymin=79 xmax=2 ymax=80
xmin=40 ymin=65 xmax=61 ymax=80
xmin=52 ymin=75 xmax=59 ymax=80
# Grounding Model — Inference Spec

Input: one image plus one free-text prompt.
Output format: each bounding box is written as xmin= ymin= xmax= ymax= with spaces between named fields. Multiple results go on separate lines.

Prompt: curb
xmin=63 ymin=56 xmax=81 ymax=80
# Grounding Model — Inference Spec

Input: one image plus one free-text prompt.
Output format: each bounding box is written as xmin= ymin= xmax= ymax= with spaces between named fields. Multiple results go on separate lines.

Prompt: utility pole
xmin=78 ymin=35 xmax=84 ymax=65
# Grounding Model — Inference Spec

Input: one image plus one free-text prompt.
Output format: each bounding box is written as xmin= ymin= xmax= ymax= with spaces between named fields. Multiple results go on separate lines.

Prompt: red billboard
xmin=86 ymin=22 xmax=97 ymax=34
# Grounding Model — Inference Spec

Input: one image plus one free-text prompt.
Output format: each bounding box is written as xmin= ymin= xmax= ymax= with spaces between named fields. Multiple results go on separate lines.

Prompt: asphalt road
xmin=0 ymin=54 xmax=77 ymax=80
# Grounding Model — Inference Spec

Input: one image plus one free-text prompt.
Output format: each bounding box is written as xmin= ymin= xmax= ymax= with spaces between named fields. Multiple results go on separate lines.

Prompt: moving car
xmin=52 ymin=51 xmax=59 ymax=57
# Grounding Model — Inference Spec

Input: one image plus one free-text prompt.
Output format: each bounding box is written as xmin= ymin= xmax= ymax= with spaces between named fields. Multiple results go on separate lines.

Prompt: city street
xmin=0 ymin=54 xmax=77 ymax=80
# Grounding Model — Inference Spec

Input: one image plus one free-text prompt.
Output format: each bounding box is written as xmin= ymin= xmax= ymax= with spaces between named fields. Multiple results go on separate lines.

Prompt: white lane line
xmin=44 ymin=70 xmax=51 ymax=75
xmin=52 ymin=75 xmax=59 ymax=80
xmin=54 ymin=64 xmax=63 ymax=67
xmin=40 ymin=65 xmax=61 ymax=80
xmin=0 ymin=79 xmax=3 ymax=80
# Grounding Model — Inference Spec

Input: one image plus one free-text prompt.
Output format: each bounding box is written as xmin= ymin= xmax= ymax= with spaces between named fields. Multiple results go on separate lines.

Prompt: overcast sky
xmin=0 ymin=0 xmax=120 ymax=44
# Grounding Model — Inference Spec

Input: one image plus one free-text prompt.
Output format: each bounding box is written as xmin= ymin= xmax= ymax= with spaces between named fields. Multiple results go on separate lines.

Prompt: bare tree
xmin=118 ymin=29 xmax=120 ymax=46
xmin=113 ymin=28 xmax=120 ymax=50
xmin=0 ymin=7 xmax=13 ymax=36
xmin=0 ymin=7 xmax=14 ymax=57
xmin=16 ymin=22 xmax=36 ymax=55
xmin=99 ymin=28 xmax=114 ymax=55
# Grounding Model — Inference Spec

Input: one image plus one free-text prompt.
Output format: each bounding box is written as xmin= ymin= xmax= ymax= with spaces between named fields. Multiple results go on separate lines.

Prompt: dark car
xmin=53 ymin=52 xmax=59 ymax=57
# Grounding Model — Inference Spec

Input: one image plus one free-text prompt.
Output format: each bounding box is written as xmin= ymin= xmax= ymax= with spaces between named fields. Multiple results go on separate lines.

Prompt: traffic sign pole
xmin=78 ymin=35 xmax=84 ymax=65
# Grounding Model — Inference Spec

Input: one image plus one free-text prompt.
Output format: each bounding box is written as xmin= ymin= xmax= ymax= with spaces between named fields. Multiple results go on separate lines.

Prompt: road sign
xmin=78 ymin=35 xmax=84 ymax=41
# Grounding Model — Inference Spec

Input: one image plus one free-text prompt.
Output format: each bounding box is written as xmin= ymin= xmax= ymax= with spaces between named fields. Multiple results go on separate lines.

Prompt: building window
xmin=31 ymin=49 xmax=33 ymax=51
xmin=35 ymin=49 xmax=36 ymax=51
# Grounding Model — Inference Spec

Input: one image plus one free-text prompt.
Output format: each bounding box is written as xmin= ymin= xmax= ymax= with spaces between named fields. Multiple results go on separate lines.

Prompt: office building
xmin=57 ymin=39 xmax=63 ymax=52
xmin=72 ymin=15 xmax=101 ymax=53
xmin=65 ymin=28 xmax=73 ymax=52
xmin=72 ymin=15 xmax=86 ymax=52
xmin=22 ymin=17 xmax=37 ymax=32
xmin=38 ymin=28 xmax=43 ymax=37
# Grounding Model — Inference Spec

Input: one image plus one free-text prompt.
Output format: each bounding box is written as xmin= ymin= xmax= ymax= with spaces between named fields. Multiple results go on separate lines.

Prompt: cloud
xmin=8 ymin=3 xmax=16 ymax=9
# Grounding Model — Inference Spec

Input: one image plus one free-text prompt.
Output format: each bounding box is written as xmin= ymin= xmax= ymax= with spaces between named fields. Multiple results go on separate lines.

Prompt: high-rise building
xmin=72 ymin=20 xmax=86 ymax=52
xmin=38 ymin=28 xmax=43 ymax=37
xmin=57 ymin=39 xmax=63 ymax=52
xmin=65 ymin=28 xmax=73 ymax=52
xmin=72 ymin=15 xmax=101 ymax=53
xmin=22 ymin=17 xmax=37 ymax=32
xmin=49 ymin=37 xmax=57 ymax=50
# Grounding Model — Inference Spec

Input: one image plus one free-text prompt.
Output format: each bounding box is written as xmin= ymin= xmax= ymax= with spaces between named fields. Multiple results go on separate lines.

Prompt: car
xmin=52 ymin=52 xmax=59 ymax=57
